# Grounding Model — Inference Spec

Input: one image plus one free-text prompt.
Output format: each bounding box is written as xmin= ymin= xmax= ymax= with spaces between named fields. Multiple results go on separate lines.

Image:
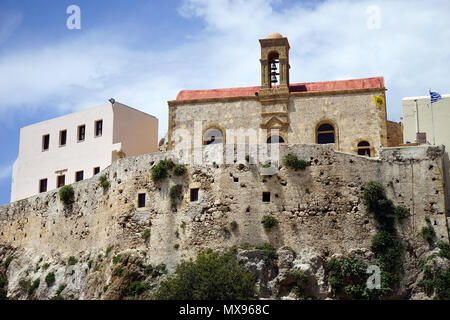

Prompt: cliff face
xmin=0 ymin=144 xmax=448 ymax=300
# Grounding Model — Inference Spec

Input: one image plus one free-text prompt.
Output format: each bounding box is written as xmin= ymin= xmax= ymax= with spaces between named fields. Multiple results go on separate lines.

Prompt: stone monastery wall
xmin=0 ymin=144 xmax=447 ymax=273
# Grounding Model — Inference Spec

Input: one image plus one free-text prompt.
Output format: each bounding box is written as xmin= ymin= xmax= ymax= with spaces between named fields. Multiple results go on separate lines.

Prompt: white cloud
xmin=0 ymin=0 xmax=449 ymax=140
xmin=0 ymin=164 xmax=12 ymax=180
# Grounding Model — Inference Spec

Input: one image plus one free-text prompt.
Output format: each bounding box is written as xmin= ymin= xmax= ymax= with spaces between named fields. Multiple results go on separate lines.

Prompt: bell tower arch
xmin=259 ymin=32 xmax=291 ymax=141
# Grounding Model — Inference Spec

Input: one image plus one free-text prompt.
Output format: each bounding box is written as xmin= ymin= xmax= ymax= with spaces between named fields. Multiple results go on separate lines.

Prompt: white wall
xmin=10 ymin=102 xmax=158 ymax=202
xmin=402 ymin=94 xmax=450 ymax=215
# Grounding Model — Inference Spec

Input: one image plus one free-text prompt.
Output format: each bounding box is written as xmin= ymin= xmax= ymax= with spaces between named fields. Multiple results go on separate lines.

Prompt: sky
xmin=0 ymin=0 xmax=449 ymax=205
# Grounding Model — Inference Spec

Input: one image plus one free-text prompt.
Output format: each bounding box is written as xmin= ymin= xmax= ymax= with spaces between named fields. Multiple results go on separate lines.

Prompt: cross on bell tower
xmin=258 ymin=32 xmax=291 ymax=140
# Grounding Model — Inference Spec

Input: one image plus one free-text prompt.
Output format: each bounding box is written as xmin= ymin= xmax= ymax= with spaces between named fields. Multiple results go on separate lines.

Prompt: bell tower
xmin=258 ymin=32 xmax=290 ymax=141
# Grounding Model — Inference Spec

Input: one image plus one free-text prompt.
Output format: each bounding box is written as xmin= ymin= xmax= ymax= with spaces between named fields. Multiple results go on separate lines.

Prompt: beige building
xmin=167 ymin=32 xmax=400 ymax=158
xmin=402 ymin=94 xmax=450 ymax=215
xmin=11 ymin=101 xmax=158 ymax=202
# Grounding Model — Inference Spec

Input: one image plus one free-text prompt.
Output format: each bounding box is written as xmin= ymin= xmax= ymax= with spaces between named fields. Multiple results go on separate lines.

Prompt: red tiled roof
xmin=176 ymin=77 xmax=384 ymax=101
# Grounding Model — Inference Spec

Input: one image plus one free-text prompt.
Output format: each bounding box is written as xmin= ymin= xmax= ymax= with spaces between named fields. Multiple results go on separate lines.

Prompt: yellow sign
xmin=373 ymin=95 xmax=385 ymax=107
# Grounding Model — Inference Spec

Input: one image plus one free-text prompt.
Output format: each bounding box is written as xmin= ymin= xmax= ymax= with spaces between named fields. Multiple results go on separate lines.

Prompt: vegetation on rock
xmin=59 ymin=185 xmax=74 ymax=205
xmin=153 ymin=249 xmax=256 ymax=300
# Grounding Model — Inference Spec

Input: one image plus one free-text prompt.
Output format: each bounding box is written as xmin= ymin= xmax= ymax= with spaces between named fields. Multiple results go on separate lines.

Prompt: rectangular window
xmin=75 ymin=170 xmax=84 ymax=182
xmin=262 ymin=192 xmax=271 ymax=203
xmin=42 ymin=134 xmax=50 ymax=151
xmin=57 ymin=175 xmax=65 ymax=188
xmin=78 ymin=125 xmax=85 ymax=141
xmin=39 ymin=179 xmax=47 ymax=193
xmin=59 ymin=130 xmax=67 ymax=146
xmin=190 ymin=188 xmax=199 ymax=202
xmin=138 ymin=193 xmax=146 ymax=208
xmin=95 ymin=120 xmax=103 ymax=137
xmin=93 ymin=167 xmax=100 ymax=175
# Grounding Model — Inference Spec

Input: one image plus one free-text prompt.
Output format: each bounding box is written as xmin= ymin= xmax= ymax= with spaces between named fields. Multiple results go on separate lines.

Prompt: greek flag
xmin=430 ymin=91 xmax=442 ymax=103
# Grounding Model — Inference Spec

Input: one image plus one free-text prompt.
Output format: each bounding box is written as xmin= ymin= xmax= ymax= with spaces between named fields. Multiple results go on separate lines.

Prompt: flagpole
xmin=414 ymin=99 xmax=419 ymax=142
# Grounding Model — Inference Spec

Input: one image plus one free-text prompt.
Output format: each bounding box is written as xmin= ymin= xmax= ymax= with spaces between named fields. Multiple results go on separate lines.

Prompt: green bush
xmin=28 ymin=278 xmax=40 ymax=296
xmin=422 ymin=226 xmax=436 ymax=244
xmin=103 ymin=285 xmax=109 ymax=293
xmin=59 ymin=185 xmax=74 ymax=205
xmin=42 ymin=263 xmax=50 ymax=270
xmin=4 ymin=256 xmax=13 ymax=269
xmin=342 ymin=257 xmax=367 ymax=278
xmin=99 ymin=175 xmax=110 ymax=189
xmin=56 ymin=284 xmax=66 ymax=296
xmin=173 ymin=164 xmax=187 ymax=176
xmin=292 ymin=270 xmax=309 ymax=285
xmin=437 ymin=241 xmax=450 ymax=260
xmin=394 ymin=205 xmax=410 ymax=222
xmin=261 ymin=215 xmax=278 ymax=231
xmin=105 ymin=246 xmax=112 ymax=257
xmin=115 ymin=266 xmax=123 ymax=277
xmin=142 ymin=228 xmax=151 ymax=241
xmin=67 ymin=256 xmax=78 ymax=266
xmin=45 ymin=272 xmax=55 ymax=287
xmin=174 ymin=244 xmax=179 ymax=250
xmin=169 ymin=184 xmax=183 ymax=208
xmin=420 ymin=263 xmax=450 ymax=299
xmin=112 ymin=254 xmax=122 ymax=264
xmin=363 ymin=181 xmax=385 ymax=213
xmin=256 ymin=242 xmax=278 ymax=266
xmin=283 ymin=153 xmax=310 ymax=170
xmin=153 ymin=249 xmax=256 ymax=300
xmin=129 ymin=281 xmax=150 ymax=296
xmin=230 ymin=221 xmax=238 ymax=231
xmin=144 ymin=265 xmax=154 ymax=275
xmin=151 ymin=160 xmax=169 ymax=182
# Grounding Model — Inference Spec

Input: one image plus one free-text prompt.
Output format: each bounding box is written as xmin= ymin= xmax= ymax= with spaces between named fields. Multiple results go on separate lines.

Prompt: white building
xmin=402 ymin=93 xmax=450 ymax=216
xmin=11 ymin=101 xmax=158 ymax=202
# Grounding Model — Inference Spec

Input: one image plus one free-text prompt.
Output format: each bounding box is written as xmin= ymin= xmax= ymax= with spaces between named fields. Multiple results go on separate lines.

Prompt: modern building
xmin=402 ymin=93 xmax=450 ymax=215
xmin=11 ymin=101 xmax=158 ymax=202
xmin=167 ymin=32 xmax=402 ymax=157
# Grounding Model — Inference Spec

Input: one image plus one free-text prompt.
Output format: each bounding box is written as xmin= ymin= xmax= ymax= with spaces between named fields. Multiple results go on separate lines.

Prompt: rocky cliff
xmin=0 ymin=144 xmax=448 ymax=300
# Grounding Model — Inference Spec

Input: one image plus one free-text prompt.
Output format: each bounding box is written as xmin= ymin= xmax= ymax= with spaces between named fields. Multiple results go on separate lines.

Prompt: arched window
xmin=317 ymin=123 xmax=335 ymax=144
xmin=267 ymin=135 xmax=284 ymax=143
xmin=357 ymin=141 xmax=371 ymax=157
xmin=203 ymin=128 xmax=223 ymax=145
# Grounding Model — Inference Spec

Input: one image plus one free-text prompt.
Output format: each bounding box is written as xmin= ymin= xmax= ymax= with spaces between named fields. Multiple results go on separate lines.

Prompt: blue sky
xmin=0 ymin=0 xmax=449 ymax=205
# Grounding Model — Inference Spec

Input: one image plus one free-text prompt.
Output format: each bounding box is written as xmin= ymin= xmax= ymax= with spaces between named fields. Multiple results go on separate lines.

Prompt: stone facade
xmin=0 ymin=144 xmax=448 ymax=299
xmin=167 ymin=33 xmax=390 ymax=158
xmin=387 ymin=120 xmax=404 ymax=147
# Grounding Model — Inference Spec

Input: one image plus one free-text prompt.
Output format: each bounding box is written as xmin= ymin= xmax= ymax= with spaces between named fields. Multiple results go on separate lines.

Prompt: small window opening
xmin=262 ymin=192 xmax=271 ymax=202
xmin=357 ymin=141 xmax=371 ymax=157
xmin=95 ymin=120 xmax=103 ymax=137
xmin=39 ymin=179 xmax=47 ymax=193
xmin=42 ymin=134 xmax=50 ymax=151
xmin=138 ymin=193 xmax=146 ymax=208
xmin=75 ymin=171 xmax=84 ymax=182
xmin=190 ymin=188 xmax=199 ymax=202
xmin=93 ymin=167 xmax=100 ymax=175
xmin=59 ymin=130 xmax=67 ymax=146
xmin=78 ymin=125 xmax=86 ymax=141
xmin=57 ymin=175 xmax=65 ymax=188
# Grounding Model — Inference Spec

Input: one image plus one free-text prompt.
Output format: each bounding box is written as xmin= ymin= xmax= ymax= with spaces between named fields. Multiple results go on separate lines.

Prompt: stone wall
xmin=0 ymin=144 xmax=448 ymax=299
xmin=168 ymin=90 xmax=388 ymax=157
xmin=386 ymin=120 xmax=403 ymax=147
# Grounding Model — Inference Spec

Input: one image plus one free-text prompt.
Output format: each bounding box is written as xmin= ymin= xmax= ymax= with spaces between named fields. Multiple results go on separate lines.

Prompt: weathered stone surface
xmin=0 ymin=144 xmax=448 ymax=299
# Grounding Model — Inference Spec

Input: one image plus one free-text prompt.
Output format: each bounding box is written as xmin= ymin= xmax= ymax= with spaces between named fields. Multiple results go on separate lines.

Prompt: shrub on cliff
xmin=59 ymin=185 xmax=74 ymax=205
xmin=45 ymin=272 xmax=55 ymax=287
xmin=150 ymin=160 xmax=169 ymax=182
xmin=173 ymin=164 xmax=187 ymax=176
xmin=422 ymin=226 xmax=436 ymax=245
xmin=99 ymin=175 xmax=110 ymax=189
xmin=169 ymin=184 xmax=183 ymax=207
xmin=153 ymin=249 xmax=256 ymax=300
xmin=283 ymin=153 xmax=310 ymax=170
xmin=261 ymin=215 xmax=278 ymax=231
